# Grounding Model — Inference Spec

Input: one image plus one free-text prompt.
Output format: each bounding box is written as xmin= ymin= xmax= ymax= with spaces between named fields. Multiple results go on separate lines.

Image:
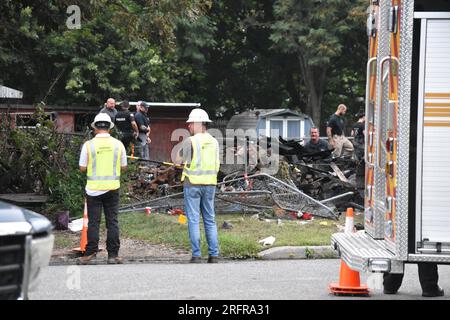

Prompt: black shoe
xmin=207 ymin=256 xmax=219 ymax=264
xmin=190 ymin=256 xmax=202 ymax=263
xmin=422 ymin=287 xmax=444 ymax=297
xmin=383 ymin=288 xmax=398 ymax=295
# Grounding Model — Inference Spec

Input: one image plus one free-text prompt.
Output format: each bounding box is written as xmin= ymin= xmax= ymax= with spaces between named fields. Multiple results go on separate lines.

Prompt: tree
xmin=270 ymin=0 xmax=367 ymax=127
xmin=175 ymin=0 xmax=299 ymax=119
xmin=0 ymin=0 xmax=211 ymax=105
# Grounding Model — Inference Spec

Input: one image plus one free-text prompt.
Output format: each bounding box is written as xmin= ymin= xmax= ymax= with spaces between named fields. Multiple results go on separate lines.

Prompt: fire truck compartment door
xmin=416 ymin=17 xmax=450 ymax=247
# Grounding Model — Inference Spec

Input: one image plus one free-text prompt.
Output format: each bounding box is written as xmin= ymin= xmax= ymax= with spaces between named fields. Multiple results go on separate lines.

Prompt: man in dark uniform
xmin=326 ymin=104 xmax=354 ymax=157
xmin=134 ymin=101 xmax=151 ymax=160
xmin=384 ymin=263 xmax=444 ymax=297
xmin=114 ymin=101 xmax=139 ymax=151
xmin=351 ymin=112 xmax=365 ymax=160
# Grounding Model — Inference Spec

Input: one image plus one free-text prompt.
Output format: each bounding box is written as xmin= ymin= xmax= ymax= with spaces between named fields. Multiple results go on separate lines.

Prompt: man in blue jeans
xmin=177 ymin=108 xmax=220 ymax=263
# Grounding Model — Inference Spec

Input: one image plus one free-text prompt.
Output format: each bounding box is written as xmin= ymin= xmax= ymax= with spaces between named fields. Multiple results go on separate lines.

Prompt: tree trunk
xmin=298 ymin=55 xmax=328 ymax=131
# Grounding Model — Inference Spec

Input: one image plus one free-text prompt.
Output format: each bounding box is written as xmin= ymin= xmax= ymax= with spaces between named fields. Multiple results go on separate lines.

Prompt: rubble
xmin=121 ymin=137 xmax=364 ymax=221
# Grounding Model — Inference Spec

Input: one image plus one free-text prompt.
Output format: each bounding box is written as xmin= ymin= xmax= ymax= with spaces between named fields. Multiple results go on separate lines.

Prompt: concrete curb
xmin=49 ymin=246 xmax=339 ymax=265
xmin=257 ymin=246 xmax=338 ymax=260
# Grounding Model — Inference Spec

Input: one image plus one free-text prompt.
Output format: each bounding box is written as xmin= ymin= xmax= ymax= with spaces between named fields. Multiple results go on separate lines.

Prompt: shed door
xmin=416 ymin=17 xmax=450 ymax=251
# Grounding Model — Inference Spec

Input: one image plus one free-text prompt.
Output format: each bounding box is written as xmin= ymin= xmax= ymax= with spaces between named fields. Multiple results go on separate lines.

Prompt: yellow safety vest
xmin=181 ymin=133 xmax=220 ymax=185
xmin=86 ymin=137 xmax=122 ymax=190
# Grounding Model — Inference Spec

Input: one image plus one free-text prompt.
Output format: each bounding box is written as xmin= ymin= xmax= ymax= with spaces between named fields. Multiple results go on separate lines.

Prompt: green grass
xmin=54 ymin=231 xmax=78 ymax=249
xmin=118 ymin=212 xmax=338 ymax=259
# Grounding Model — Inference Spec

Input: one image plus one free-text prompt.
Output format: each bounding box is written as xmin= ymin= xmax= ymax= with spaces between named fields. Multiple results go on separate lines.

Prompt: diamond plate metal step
xmin=331 ymin=231 xmax=404 ymax=274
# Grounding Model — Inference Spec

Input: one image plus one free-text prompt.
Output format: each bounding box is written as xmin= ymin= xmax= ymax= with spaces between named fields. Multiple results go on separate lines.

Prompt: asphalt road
xmin=30 ymin=259 xmax=450 ymax=300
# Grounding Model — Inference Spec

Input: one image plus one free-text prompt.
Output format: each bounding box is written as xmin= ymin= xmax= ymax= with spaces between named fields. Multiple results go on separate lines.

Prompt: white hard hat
xmin=186 ymin=108 xmax=212 ymax=123
xmin=91 ymin=112 xmax=114 ymax=129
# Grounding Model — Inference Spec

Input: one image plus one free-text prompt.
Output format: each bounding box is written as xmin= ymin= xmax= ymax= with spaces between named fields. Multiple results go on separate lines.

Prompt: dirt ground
xmin=51 ymin=230 xmax=191 ymax=265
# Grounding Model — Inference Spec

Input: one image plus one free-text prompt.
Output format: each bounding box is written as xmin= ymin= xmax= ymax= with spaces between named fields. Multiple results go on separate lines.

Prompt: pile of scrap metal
xmin=277 ymin=136 xmax=364 ymax=211
xmin=121 ymin=137 xmax=364 ymax=220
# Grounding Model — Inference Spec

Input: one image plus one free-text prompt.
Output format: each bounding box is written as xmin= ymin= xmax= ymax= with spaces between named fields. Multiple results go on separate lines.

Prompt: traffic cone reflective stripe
xmin=344 ymin=207 xmax=354 ymax=234
xmin=329 ymin=208 xmax=369 ymax=296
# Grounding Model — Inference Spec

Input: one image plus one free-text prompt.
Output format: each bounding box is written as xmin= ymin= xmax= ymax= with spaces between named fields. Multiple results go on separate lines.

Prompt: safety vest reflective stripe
xmin=182 ymin=169 xmax=218 ymax=175
xmin=87 ymin=176 xmax=120 ymax=181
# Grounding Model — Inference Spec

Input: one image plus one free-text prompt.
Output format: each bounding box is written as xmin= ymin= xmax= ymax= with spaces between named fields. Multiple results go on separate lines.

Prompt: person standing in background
xmin=326 ymin=104 xmax=354 ymax=157
xmin=114 ymin=100 xmax=139 ymax=152
xmin=134 ymin=101 xmax=151 ymax=160
xmin=99 ymin=98 xmax=118 ymax=123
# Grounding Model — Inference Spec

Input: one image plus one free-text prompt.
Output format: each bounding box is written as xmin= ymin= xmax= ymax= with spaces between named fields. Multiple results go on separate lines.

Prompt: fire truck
xmin=332 ymin=0 xmax=450 ymax=275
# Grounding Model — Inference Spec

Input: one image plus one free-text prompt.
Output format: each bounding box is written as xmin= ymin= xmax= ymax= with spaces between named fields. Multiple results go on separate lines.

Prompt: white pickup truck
xmin=0 ymin=201 xmax=54 ymax=300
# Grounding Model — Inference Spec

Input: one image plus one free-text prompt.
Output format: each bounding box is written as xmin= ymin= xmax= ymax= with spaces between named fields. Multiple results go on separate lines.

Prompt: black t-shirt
xmin=352 ymin=121 xmax=365 ymax=143
xmin=327 ymin=114 xmax=346 ymax=136
xmin=134 ymin=111 xmax=150 ymax=133
xmin=305 ymin=139 xmax=330 ymax=153
xmin=114 ymin=110 xmax=134 ymax=134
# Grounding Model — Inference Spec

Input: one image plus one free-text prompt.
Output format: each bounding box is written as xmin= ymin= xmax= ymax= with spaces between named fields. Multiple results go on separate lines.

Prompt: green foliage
xmin=0 ymin=0 xmax=211 ymax=105
xmin=270 ymin=0 xmax=367 ymax=127
xmin=1 ymin=0 xmax=368 ymax=128
xmin=0 ymin=104 xmax=85 ymax=217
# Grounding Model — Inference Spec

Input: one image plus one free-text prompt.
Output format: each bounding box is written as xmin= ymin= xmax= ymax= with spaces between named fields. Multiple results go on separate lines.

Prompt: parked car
xmin=0 ymin=201 xmax=54 ymax=300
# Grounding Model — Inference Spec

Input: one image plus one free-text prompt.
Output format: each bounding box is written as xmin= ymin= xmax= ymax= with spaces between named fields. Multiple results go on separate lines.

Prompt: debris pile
xmin=121 ymin=137 xmax=364 ymax=220
xmin=127 ymin=164 xmax=183 ymax=201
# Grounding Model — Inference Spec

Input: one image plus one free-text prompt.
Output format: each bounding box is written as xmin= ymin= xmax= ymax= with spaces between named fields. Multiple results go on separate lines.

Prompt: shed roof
xmin=0 ymin=86 xmax=23 ymax=99
xmin=227 ymin=108 xmax=310 ymax=130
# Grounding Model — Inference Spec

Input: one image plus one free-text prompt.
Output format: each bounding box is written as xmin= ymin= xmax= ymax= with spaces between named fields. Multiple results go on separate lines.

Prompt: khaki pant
xmin=332 ymin=134 xmax=354 ymax=157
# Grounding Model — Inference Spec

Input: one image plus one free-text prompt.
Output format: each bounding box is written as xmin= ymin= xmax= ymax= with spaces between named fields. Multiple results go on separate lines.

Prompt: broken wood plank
xmin=329 ymin=163 xmax=349 ymax=183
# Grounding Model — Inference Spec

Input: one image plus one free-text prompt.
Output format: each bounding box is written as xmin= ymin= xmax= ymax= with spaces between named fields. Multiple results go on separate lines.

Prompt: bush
xmin=0 ymin=104 xmax=86 ymax=218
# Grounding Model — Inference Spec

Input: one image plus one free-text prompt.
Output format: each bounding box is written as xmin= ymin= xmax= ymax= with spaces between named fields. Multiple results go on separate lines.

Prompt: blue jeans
xmin=183 ymin=185 xmax=219 ymax=257
xmin=135 ymin=143 xmax=149 ymax=160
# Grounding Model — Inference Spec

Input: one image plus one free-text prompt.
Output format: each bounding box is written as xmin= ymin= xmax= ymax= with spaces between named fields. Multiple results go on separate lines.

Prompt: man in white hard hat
xmin=78 ymin=113 xmax=127 ymax=265
xmin=177 ymin=108 xmax=221 ymax=263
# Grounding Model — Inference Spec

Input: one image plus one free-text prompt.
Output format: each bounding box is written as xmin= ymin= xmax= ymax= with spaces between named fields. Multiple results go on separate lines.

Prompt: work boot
xmin=422 ymin=287 xmax=444 ymax=297
xmin=78 ymin=253 xmax=96 ymax=265
xmin=383 ymin=288 xmax=398 ymax=295
xmin=207 ymin=256 xmax=219 ymax=264
xmin=107 ymin=256 xmax=124 ymax=264
xmin=189 ymin=256 xmax=202 ymax=263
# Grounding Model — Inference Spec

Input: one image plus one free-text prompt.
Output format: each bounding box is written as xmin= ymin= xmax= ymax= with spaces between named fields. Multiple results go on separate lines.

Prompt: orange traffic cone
xmin=344 ymin=207 xmax=355 ymax=234
xmin=72 ymin=199 xmax=89 ymax=253
xmin=329 ymin=208 xmax=369 ymax=296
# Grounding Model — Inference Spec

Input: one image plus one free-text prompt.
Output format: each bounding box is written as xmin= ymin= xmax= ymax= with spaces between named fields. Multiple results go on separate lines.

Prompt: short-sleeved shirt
xmin=134 ymin=111 xmax=150 ymax=145
xmin=115 ymin=110 xmax=135 ymax=134
xmin=327 ymin=114 xmax=346 ymax=136
xmin=305 ymin=139 xmax=330 ymax=153
xmin=100 ymin=107 xmax=118 ymax=122
xmin=134 ymin=111 xmax=150 ymax=133
xmin=352 ymin=121 xmax=365 ymax=144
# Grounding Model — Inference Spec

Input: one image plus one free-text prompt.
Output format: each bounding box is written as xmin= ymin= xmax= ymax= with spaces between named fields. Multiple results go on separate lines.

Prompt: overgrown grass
xmin=118 ymin=212 xmax=339 ymax=259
